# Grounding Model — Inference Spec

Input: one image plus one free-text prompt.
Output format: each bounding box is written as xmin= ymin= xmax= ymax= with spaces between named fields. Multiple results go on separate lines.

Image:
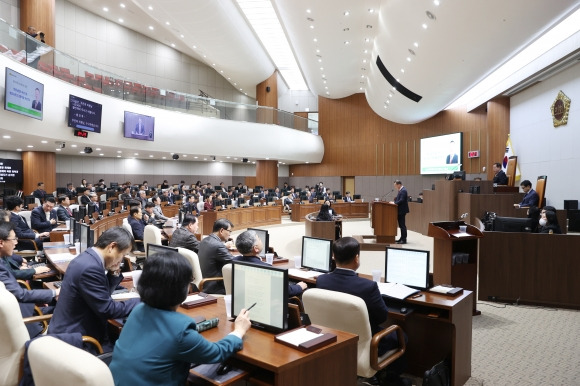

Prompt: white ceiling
xmin=66 ymin=0 xmax=580 ymax=124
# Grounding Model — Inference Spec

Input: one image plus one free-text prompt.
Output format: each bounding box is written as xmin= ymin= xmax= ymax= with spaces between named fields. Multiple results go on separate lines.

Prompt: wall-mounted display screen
xmin=68 ymin=94 xmax=102 ymax=132
xmin=4 ymin=67 xmax=44 ymax=120
xmin=123 ymin=111 xmax=154 ymax=141
xmin=0 ymin=159 xmax=23 ymax=184
xmin=420 ymin=132 xmax=463 ymax=175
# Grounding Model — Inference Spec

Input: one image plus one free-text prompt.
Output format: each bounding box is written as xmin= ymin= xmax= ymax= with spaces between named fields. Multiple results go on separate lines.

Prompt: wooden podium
xmin=428 ymin=221 xmax=483 ymax=315
xmin=371 ymin=201 xmax=398 ymax=244
xmin=305 ymin=213 xmax=342 ymax=240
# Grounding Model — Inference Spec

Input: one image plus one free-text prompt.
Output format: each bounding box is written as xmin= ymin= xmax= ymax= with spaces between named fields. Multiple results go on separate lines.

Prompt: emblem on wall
xmin=550 ymin=90 xmax=571 ymax=127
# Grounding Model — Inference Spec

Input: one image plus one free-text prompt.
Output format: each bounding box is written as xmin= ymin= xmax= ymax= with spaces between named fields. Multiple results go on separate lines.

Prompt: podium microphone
xmin=381 ymin=189 xmax=395 ymax=201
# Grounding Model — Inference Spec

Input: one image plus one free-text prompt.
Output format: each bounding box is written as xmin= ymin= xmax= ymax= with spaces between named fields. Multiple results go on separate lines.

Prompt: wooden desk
xmin=44 ymin=243 xmax=76 ymax=275
xmin=178 ymin=299 xmax=358 ymax=385
xmin=290 ymin=202 xmax=370 ymax=222
xmin=200 ymin=206 xmax=282 ymax=235
xmin=286 ymin=266 xmax=472 ymax=386
xmin=304 ymin=213 xmax=342 ymax=240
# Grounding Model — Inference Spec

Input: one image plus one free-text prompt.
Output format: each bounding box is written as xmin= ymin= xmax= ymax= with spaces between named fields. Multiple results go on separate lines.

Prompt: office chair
xmin=222 ymin=263 xmax=232 ymax=295
xmin=303 ymin=288 xmax=406 ymax=378
xmin=28 ymin=336 xmax=114 ymax=386
xmin=143 ymin=225 xmax=162 ymax=252
xmin=536 ymin=175 xmax=547 ymax=209
xmin=121 ymin=219 xmax=145 ymax=257
xmin=177 ymin=248 xmax=223 ymax=295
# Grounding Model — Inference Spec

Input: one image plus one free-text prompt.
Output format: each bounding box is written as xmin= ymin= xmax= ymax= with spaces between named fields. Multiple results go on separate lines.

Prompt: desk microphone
xmin=381 ymin=189 xmax=395 ymax=201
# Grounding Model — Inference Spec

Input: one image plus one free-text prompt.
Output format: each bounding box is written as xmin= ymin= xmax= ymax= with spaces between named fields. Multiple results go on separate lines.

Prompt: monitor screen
xmin=247 ymin=228 xmax=269 ymax=258
xmin=4 ymin=67 xmax=44 ymax=120
xmin=147 ymin=244 xmax=178 ymax=258
xmin=68 ymin=94 xmax=103 ymax=132
xmin=385 ymin=247 xmax=430 ymax=290
xmin=493 ymin=216 xmax=533 ymax=232
xmin=79 ymin=223 xmax=93 ymax=253
xmin=68 ymin=218 xmax=76 ymax=245
xmin=23 ymin=195 xmax=35 ymax=209
xmin=124 ymin=111 xmax=155 ymax=141
xmin=301 ymin=236 xmax=333 ymax=273
xmin=231 ymin=261 xmax=288 ymax=333
xmin=0 ymin=159 xmax=23 ymax=184
xmin=420 ymin=132 xmax=463 ymax=175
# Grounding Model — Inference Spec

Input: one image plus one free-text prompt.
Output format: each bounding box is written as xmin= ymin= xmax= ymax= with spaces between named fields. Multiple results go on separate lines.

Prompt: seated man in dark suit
xmin=32 ymin=181 xmax=47 ymax=204
xmin=31 ymin=197 xmax=58 ymax=233
xmin=128 ymin=206 xmax=146 ymax=251
xmin=56 ymin=195 xmax=73 ymax=221
xmin=48 ymin=227 xmax=140 ymax=352
xmin=65 ymin=183 xmax=77 ymax=199
xmin=233 ymin=230 xmax=306 ymax=297
xmin=316 ymin=237 xmax=408 ymax=385
xmin=5 ymin=195 xmax=49 ymax=251
xmin=79 ymin=188 xmax=91 ymax=206
xmin=0 ymin=222 xmax=58 ymax=337
xmin=169 ymin=214 xmax=200 ymax=253
xmin=514 ymin=179 xmax=540 ymax=208
xmin=492 ymin=162 xmax=508 ymax=185
xmin=197 ymin=219 xmax=234 ymax=295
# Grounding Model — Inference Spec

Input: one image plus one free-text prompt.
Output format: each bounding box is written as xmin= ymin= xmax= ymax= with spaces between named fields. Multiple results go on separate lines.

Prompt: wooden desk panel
xmin=290 ymin=202 xmax=369 ymax=222
xmin=179 ymin=299 xmax=358 ymax=385
xmin=200 ymin=206 xmax=282 ymax=235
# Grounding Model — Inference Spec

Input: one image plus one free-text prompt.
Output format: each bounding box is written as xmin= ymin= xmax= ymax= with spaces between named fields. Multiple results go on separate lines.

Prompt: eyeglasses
xmin=222 ymin=228 xmax=232 ymax=233
xmin=4 ymin=237 xmax=18 ymax=242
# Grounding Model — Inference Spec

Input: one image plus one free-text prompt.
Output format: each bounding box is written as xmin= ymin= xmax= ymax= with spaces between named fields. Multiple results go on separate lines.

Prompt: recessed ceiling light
xmin=171 ymin=43 xmax=175 ymax=47
xmin=360 ymin=87 xmax=363 ymax=90
xmin=234 ymin=82 xmax=237 ymax=85
xmin=310 ymin=25 xmax=314 ymax=29
xmin=362 ymin=59 xmax=367 ymax=63
xmin=2 ymin=135 xmax=10 ymax=138
xmin=118 ymin=18 xmax=124 ymax=23
xmin=316 ymin=49 xmax=320 ymax=53
xmin=117 ymin=150 xmax=122 ymax=153
xmin=194 ymin=156 xmax=198 ymax=159
xmin=305 ymin=161 xmax=309 ymax=164
xmin=434 ymin=0 xmax=440 ymax=5
xmin=365 ymin=38 xmax=370 ymax=43
xmin=212 ymin=63 xmax=215 ymax=66
xmin=364 ymin=49 xmax=368 ymax=54
xmin=193 ymin=45 xmax=197 ymax=49
xmin=323 ymin=80 xmax=326 ymax=84
xmin=313 ymin=38 xmax=318 ymax=42
xmin=56 ymin=148 xmax=61 ymax=151
xmin=422 ymin=23 xmax=428 ymax=29
xmin=120 ymin=3 xmax=125 ymax=8
xmin=220 ymin=70 xmax=224 ymax=73
xmin=180 ymin=34 xmax=184 ymax=38
xmin=227 ymin=156 xmax=231 ymax=159
xmin=324 ymin=86 xmax=328 ymax=89
xmin=149 ymin=155 xmax=154 ymax=158
xmin=103 ymin=7 xmax=109 ymax=12
xmin=134 ymin=153 xmax=138 ymax=156
xmin=318 ymin=58 xmax=322 ymax=62
xmin=149 ymin=26 xmax=154 ymax=30
xmin=41 ymin=140 xmax=47 ymax=143
xmin=407 ymin=57 xmax=411 ymax=62
xmin=306 ymin=9 xmax=311 ymax=13
xmin=148 ymin=5 xmax=153 ymax=10
xmin=326 ymin=91 xmax=330 ymax=95
xmin=166 ymin=21 xmax=170 ymax=25
xmin=320 ymin=67 xmax=324 ymax=70
xmin=389 ymin=94 xmax=393 ymax=97
xmin=321 ymin=74 xmax=325 ymax=78
xmin=414 ymin=42 xmax=419 ymax=47
xmin=227 ymin=77 xmax=231 ymax=80
xmin=16 ymin=148 xmax=22 ymax=151
xmin=99 ymin=153 xmax=104 ymax=156
xmin=369 ymin=8 xmax=375 ymax=13
xmin=361 ymin=75 xmax=365 ymax=78
xmin=71 ymin=144 xmax=77 ymax=148
xmin=203 ymin=55 xmax=206 ymax=58
xmin=117 ymin=155 xmax=121 ymax=158
xmin=344 ymin=41 xmax=350 ymax=45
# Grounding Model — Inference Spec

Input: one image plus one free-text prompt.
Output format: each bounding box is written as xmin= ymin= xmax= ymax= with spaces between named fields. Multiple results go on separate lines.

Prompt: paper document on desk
xmin=378 ymin=282 xmax=419 ymax=300
xmin=453 ymin=232 xmax=472 ymax=238
xmin=111 ymin=292 xmax=140 ymax=300
xmin=276 ymin=328 xmax=323 ymax=347
xmin=288 ymin=268 xmax=323 ymax=279
xmin=49 ymin=253 xmax=76 ymax=263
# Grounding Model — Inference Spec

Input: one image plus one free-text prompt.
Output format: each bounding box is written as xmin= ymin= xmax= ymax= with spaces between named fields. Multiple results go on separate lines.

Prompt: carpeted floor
xmin=231 ymin=216 xmax=580 ymax=385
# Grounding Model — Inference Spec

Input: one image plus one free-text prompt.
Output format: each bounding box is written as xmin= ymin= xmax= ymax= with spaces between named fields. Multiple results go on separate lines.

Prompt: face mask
xmin=539 ymin=218 xmax=547 ymax=226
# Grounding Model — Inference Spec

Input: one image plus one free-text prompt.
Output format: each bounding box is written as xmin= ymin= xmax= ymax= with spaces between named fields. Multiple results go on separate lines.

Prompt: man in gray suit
xmin=169 ymin=214 xmax=200 ymax=253
xmin=197 ymin=219 xmax=234 ymax=294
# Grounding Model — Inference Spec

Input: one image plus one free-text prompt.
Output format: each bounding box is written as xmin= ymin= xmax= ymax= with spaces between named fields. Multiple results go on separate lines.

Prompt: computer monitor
xmin=87 ymin=203 xmax=96 ymax=217
xmin=110 ymin=199 xmax=119 ymax=211
xmin=123 ymin=198 xmax=131 ymax=210
xmin=231 ymin=261 xmax=288 ymax=333
xmin=301 ymin=236 xmax=333 ymax=273
xmin=23 ymin=195 xmax=35 ymax=209
xmin=385 ymin=247 xmax=430 ymax=290
xmin=68 ymin=218 xmax=76 ymax=245
xmin=146 ymin=244 xmax=178 ymax=258
xmin=109 ymin=182 xmax=119 ymax=189
xmin=452 ymin=171 xmax=466 ymax=180
xmin=353 ymin=194 xmax=361 ymax=199
xmin=492 ymin=216 xmax=533 ymax=232
xmin=78 ymin=205 xmax=86 ymax=221
xmin=247 ymin=228 xmax=269 ymax=258
xmin=78 ymin=223 xmax=94 ymax=253
xmin=238 ymin=197 xmax=246 ymax=205
xmin=105 ymin=190 xmax=116 ymax=199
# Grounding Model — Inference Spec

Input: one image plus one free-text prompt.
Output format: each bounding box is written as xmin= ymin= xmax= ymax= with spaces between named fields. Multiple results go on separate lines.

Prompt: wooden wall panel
xmin=256 ymin=72 xmax=278 ymax=109
xmin=255 ymin=160 xmax=277 ymax=189
xmin=20 ymin=0 xmax=55 ymax=47
xmin=290 ymin=93 xmax=494 ymax=177
xmin=22 ymin=151 xmax=56 ymax=195
xmin=486 ymin=97 xmax=510 ymax=179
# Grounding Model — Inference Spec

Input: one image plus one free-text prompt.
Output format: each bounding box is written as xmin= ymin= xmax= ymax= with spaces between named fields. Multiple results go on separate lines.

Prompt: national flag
xmin=502 ymin=135 xmax=521 ymax=183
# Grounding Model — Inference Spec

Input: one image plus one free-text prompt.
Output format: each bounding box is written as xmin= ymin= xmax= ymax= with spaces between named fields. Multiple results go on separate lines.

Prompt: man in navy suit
xmin=31 ymin=197 xmax=58 ymax=233
xmin=316 ymin=237 xmax=407 ymax=384
xmin=5 ymin=196 xmax=49 ymax=251
xmin=56 ymin=195 xmax=73 ymax=221
xmin=32 ymin=181 xmax=47 ymax=203
xmin=390 ymin=180 xmax=409 ymax=244
xmin=0 ymin=222 xmax=58 ymax=337
xmin=128 ymin=206 xmax=146 ymax=251
xmin=197 ymin=219 xmax=234 ymax=295
xmin=514 ymin=179 xmax=540 ymax=208
xmin=48 ymin=227 xmax=139 ymax=352
xmin=445 ymin=140 xmax=459 ymax=164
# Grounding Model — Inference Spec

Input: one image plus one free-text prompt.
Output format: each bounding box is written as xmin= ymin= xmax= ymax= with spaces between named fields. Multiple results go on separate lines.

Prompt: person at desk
xmin=0 ymin=221 xmax=58 ymax=338
xmin=79 ymin=188 xmax=91 ymax=206
xmin=88 ymin=192 xmax=101 ymax=214
xmin=344 ymin=191 xmax=354 ymax=202
xmin=128 ymin=207 xmax=146 ymax=251
xmin=5 ymin=196 xmax=50 ymax=251
xmin=169 ymin=214 xmax=200 ymax=253
xmin=197 ymin=219 xmax=234 ymax=295
xmin=48 ymin=227 xmax=140 ymax=352
xmin=142 ymin=201 xmax=157 ymax=225
xmin=182 ymin=194 xmax=200 ymax=215
xmin=390 ymin=180 xmax=409 ymax=245
xmin=539 ymin=210 xmax=562 ymax=234
xmin=233 ymin=230 xmax=307 ymax=296
xmin=109 ymin=251 xmax=251 ymax=385
xmin=492 ymin=162 xmax=508 ymax=185
xmin=152 ymin=196 xmax=169 ymax=221
xmin=316 ymin=237 xmax=408 ymax=385
xmin=56 ymin=195 xmax=73 ymax=221
xmin=316 ymin=203 xmax=334 ymax=221
xmin=514 ymin=180 xmax=539 ymax=208
xmin=65 ymin=183 xmax=77 ymax=199
xmin=33 ymin=181 xmax=47 ymax=203
xmin=203 ymin=195 xmax=215 ymax=211
xmin=31 ymin=197 xmax=58 ymax=233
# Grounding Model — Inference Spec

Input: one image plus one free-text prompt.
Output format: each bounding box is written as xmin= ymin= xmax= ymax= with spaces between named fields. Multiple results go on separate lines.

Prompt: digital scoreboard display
xmin=68 ymin=94 xmax=102 ymax=133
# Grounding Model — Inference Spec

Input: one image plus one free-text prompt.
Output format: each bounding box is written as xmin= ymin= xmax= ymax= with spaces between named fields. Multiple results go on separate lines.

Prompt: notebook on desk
xmin=378 ymin=282 xmax=420 ymax=300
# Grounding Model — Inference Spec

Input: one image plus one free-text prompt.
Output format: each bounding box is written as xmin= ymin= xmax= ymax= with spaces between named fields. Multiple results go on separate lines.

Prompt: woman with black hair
xmin=110 ymin=251 xmax=251 ymax=385
xmin=539 ymin=210 xmax=562 ymax=234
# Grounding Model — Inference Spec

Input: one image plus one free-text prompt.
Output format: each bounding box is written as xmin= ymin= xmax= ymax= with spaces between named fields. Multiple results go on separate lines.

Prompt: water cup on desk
xmin=459 ymin=225 xmax=467 ymax=233
xmin=63 ymin=234 xmax=70 ymax=244
xmin=294 ymin=255 xmax=302 ymax=269
xmin=131 ymin=270 xmax=142 ymax=292
xmin=224 ymin=295 xmax=232 ymax=318
xmin=372 ymin=269 xmax=382 ymax=283
xmin=74 ymin=242 xmax=80 ymax=253
xmin=265 ymin=253 xmax=274 ymax=265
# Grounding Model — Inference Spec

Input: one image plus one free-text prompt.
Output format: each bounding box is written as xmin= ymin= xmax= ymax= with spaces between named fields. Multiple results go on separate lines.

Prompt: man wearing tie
xmin=56 ymin=195 xmax=73 ymax=221
xmin=33 ymin=181 xmax=47 ymax=204
xmin=135 ymin=117 xmax=145 ymax=135
xmin=390 ymin=180 xmax=409 ymax=244
xmin=89 ymin=193 xmax=101 ymax=214
xmin=5 ymin=196 xmax=50 ymax=251
xmin=31 ymin=87 xmax=42 ymax=110
xmin=344 ymin=191 xmax=354 ymax=202
xmin=445 ymin=140 xmax=459 ymax=164
xmin=514 ymin=180 xmax=540 ymax=208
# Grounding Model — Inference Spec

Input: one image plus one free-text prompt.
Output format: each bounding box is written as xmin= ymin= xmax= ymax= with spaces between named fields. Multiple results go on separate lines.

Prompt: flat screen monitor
xmin=493 ymin=216 xmax=533 ymax=232
xmin=420 ymin=132 xmax=463 ymax=175
xmin=301 ymin=236 xmax=333 ymax=273
xmin=231 ymin=261 xmax=288 ymax=333
xmin=4 ymin=67 xmax=44 ymax=120
xmin=78 ymin=206 xmax=86 ymax=221
xmin=124 ymin=111 xmax=154 ymax=141
xmin=87 ymin=203 xmax=96 ymax=217
xmin=0 ymin=159 xmax=23 ymax=184
xmin=247 ymin=228 xmax=269 ymax=258
xmin=453 ymin=171 xmax=466 ymax=180
xmin=68 ymin=218 xmax=76 ymax=245
xmin=78 ymin=223 xmax=94 ymax=253
xmin=146 ymin=244 xmax=178 ymax=258
xmin=68 ymin=94 xmax=102 ymax=132
xmin=385 ymin=247 xmax=430 ymax=290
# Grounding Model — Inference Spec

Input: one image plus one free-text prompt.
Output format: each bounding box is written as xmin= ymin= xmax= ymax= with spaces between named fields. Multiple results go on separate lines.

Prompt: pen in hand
xmin=246 ymin=302 xmax=257 ymax=312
